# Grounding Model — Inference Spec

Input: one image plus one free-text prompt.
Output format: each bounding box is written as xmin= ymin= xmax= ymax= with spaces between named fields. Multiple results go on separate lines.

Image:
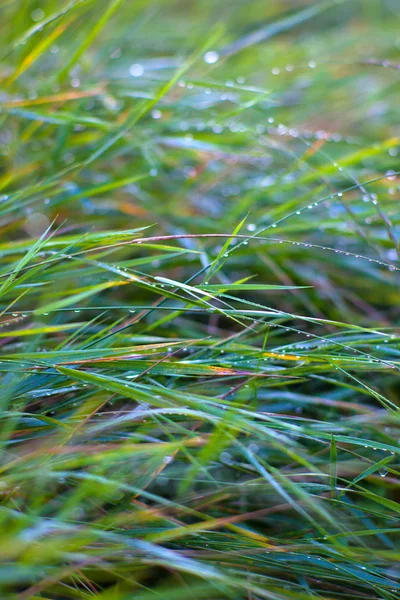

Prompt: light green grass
xmin=0 ymin=0 xmax=399 ymax=598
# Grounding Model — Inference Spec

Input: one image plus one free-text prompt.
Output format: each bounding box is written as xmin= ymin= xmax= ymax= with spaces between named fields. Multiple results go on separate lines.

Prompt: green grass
xmin=0 ymin=0 xmax=399 ymax=598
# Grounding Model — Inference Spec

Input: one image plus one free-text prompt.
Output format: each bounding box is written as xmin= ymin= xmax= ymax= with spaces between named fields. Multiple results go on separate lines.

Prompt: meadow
xmin=0 ymin=1 xmax=399 ymax=598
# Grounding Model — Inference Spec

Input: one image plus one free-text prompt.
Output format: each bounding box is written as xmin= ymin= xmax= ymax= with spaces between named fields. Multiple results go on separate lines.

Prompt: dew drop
xmin=130 ymin=63 xmax=144 ymax=77
xmin=110 ymin=47 xmax=121 ymax=59
xmin=31 ymin=8 xmax=44 ymax=21
xmin=212 ymin=124 xmax=223 ymax=134
xmin=204 ymin=50 xmax=219 ymax=64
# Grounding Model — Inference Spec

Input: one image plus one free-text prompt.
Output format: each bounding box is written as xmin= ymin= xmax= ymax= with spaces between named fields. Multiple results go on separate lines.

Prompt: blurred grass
xmin=0 ymin=0 xmax=399 ymax=598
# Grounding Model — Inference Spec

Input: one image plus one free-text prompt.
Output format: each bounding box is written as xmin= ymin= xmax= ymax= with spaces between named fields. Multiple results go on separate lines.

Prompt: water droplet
xmin=247 ymin=223 xmax=256 ymax=232
xmin=204 ymin=50 xmax=219 ymax=64
xmin=110 ymin=47 xmax=121 ymax=59
xmin=31 ymin=8 xmax=44 ymax=21
xmin=308 ymin=60 xmax=317 ymax=69
xmin=151 ymin=109 xmax=162 ymax=120
xmin=220 ymin=451 xmax=232 ymax=463
xmin=379 ymin=467 xmax=388 ymax=477
xmin=130 ymin=63 xmax=144 ymax=77
xmin=212 ymin=124 xmax=223 ymax=134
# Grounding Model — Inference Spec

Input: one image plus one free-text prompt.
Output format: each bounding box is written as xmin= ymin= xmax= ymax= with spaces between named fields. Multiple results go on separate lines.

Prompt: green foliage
xmin=0 ymin=0 xmax=399 ymax=598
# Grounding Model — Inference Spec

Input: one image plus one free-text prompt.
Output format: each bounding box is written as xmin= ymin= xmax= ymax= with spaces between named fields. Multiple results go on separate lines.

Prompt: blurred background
xmin=0 ymin=0 xmax=399 ymax=324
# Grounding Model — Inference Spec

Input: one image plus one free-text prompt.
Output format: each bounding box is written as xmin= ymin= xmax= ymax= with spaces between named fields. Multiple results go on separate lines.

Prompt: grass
xmin=0 ymin=0 xmax=399 ymax=598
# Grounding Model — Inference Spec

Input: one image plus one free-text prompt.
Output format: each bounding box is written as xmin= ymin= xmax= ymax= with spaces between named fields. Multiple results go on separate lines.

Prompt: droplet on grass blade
xmin=204 ymin=50 xmax=219 ymax=64
xmin=130 ymin=63 xmax=144 ymax=77
xmin=110 ymin=48 xmax=121 ymax=59
xmin=31 ymin=8 xmax=44 ymax=21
